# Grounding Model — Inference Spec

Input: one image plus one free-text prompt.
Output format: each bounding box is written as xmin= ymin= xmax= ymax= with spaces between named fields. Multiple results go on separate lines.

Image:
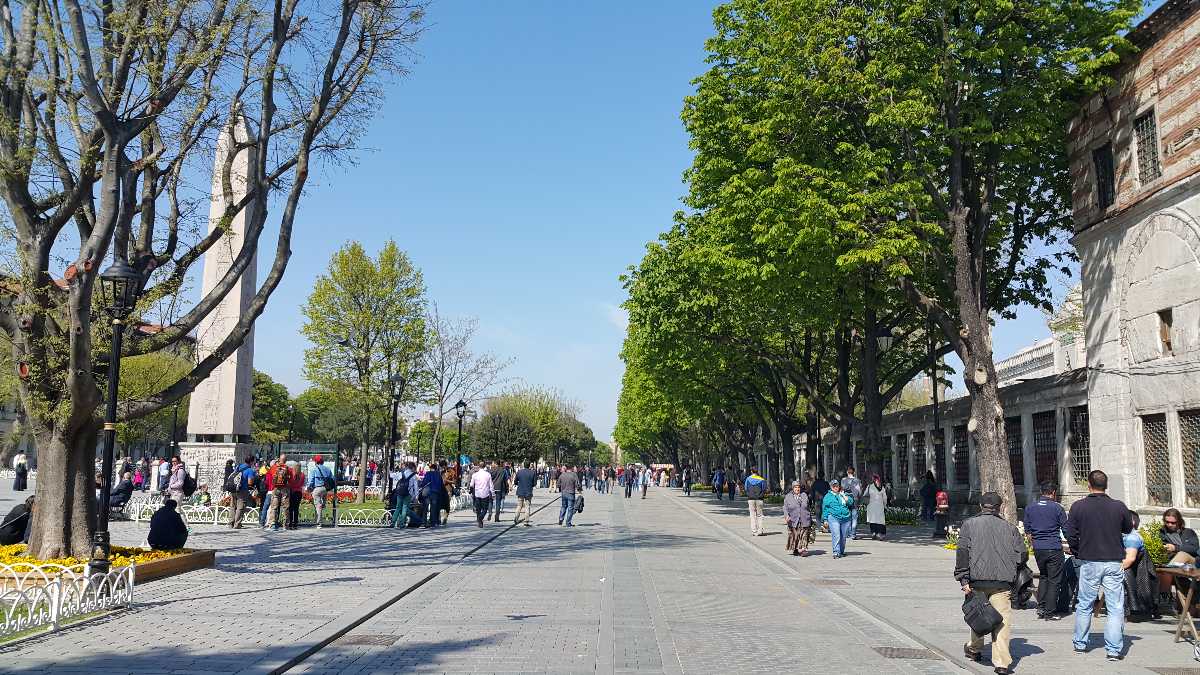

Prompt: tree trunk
xmin=28 ymin=424 xmax=99 ymax=559
xmin=779 ymin=424 xmax=797 ymax=492
xmin=963 ymin=327 xmax=1013 ymax=520
xmin=861 ymin=305 xmax=885 ymax=458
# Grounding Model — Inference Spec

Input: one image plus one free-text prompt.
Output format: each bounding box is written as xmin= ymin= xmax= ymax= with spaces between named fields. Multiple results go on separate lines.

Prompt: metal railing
xmin=0 ymin=561 xmax=134 ymax=641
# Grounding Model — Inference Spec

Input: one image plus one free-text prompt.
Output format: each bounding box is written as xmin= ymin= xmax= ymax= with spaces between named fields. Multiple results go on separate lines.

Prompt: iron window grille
xmin=1143 ymin=413 xmax=1172 ymax=507
xmin=1134 ymin=110 xmax=1162 ymax=184
xmin=1093 ymin=143 xmax=1116 ymax=209
xmin=1068 ymin=406 xmax=1091 ymax=483
xmin=1006 ymin=417 xmax=1024 ymax=486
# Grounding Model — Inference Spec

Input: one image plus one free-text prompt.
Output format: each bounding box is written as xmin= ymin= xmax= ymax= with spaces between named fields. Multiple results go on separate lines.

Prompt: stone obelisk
xmin=179 ymin=120 xmax=258 ymax=487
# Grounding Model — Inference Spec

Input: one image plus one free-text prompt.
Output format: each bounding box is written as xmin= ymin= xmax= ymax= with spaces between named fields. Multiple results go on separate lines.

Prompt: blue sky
xmin=251 ymin=1 xmax=723 ymax=440
xmin=247 ymin=0 xmax=1145 ymax=440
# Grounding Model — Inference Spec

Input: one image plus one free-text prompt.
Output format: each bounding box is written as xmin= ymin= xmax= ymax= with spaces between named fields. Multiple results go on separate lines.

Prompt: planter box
xmin=132 ymin=549 xmax=215 ymax=584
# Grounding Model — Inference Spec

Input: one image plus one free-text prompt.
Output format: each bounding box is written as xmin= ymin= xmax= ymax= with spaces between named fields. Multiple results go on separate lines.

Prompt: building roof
xmin=1129 ymin=0 xmax=1200 ymax=49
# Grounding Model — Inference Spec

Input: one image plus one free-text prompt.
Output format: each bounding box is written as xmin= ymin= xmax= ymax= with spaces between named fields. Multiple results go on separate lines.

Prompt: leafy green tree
xmin=251 ymin=371 xmax=292 ymax=444
xmin=302 ymin=240 xmax=427 ymax=502
xmin=675 ymin=0 xmax=1137 ymax=517
xmin=115 ymin=351 xmax=192 ymax=452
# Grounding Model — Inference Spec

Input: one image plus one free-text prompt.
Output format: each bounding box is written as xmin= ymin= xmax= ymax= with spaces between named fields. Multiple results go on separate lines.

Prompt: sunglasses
xmin=1165 ymin=519 xmax=1181 ymax=525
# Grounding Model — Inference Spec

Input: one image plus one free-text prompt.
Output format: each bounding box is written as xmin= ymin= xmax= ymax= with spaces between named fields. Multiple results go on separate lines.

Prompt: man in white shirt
xmin=470 ymin=466 xmax=494 ymax=528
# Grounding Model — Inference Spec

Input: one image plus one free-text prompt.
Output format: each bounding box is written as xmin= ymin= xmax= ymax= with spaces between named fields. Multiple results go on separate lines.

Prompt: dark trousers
xmin=473 ymin=496 xmax=490 ymax=525
xmin=624 ymin=482 xmax=633 ymax=498
xmin=684 ymin=482 xmax=691 ymax=495
xmin=1034 ymin=548 xmax=1066 ymax=615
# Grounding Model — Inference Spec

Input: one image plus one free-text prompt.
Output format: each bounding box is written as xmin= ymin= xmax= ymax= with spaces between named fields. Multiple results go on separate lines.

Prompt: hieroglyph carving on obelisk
xmin=186 ymin=120 xmax=258 ymax=442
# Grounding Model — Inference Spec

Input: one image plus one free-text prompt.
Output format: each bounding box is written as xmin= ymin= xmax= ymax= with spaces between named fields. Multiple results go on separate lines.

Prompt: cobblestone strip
xmin=611 ymin=497 xmax=681 ymax=675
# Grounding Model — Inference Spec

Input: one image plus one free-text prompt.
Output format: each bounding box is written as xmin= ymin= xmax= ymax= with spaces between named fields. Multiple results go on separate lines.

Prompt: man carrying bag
xmin=954 ymin=492 xmax=1027 ymax=675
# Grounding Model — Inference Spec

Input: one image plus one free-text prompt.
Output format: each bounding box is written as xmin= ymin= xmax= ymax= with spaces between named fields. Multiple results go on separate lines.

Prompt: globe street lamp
xmin=91 ymin=257 xmax=143 ymax=576
xmin=454 ymin=399 xmax=467 ymax=487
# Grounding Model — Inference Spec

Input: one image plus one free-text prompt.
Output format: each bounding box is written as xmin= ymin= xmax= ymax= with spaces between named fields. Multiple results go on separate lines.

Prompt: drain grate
xmin=336 ymin=634 xmax=399 ymax=646
xmin=1149 ymin=669 xmax=1200 ymax=675
xmin=873 ymin=646 xmax=941 ymax=660
xmin=811 ymin=578 xmax=849 ymax=587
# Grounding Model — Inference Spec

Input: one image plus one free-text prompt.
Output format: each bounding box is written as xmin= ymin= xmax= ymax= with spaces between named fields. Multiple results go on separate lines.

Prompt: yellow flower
xmin=0 ymin=543 xmax=188 ymax=569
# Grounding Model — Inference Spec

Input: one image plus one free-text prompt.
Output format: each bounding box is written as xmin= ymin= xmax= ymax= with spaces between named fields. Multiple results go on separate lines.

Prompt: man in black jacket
xmin=954 ymin=492 xmax=1026 ymax=675
xmin=513 ymin=462 xmax=537 ymax=527
xmin=1066 ymin=470 xmax=1133 ymax=662
xmin=148 ymin=499 xmax=188 ymax=550
xmin=0 ymin=496 xmax=34 ymax=545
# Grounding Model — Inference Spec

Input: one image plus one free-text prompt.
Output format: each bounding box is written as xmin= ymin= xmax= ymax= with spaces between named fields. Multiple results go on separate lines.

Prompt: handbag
xmin=963 ymin=592 xmax=1004 ymax=635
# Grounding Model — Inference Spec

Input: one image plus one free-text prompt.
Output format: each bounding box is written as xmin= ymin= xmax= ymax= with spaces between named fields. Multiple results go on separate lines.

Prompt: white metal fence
xmin=0 ymin=562 xmax=134 ymax=641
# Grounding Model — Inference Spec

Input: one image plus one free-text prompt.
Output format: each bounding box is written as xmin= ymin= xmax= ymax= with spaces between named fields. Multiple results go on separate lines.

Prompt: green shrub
xmin=1141 ymin=524 xmax=1169 ymax=565
xmin=764 ymin=494 xmax=785 ymax=505
xmin=691 ymin=483 xmax=712 ymax=491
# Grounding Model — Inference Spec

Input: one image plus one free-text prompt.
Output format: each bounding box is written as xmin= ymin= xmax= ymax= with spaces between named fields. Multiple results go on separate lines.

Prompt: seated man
xmin=110 ymin=472 xmax=135 ymax=510
xmin=1161 ymin=508 xmax=1199 ymax=564
xmin=147 ymin=499 xmax=188 ymax=550
xmin=0 ymin=496 xmax=34 ymax=545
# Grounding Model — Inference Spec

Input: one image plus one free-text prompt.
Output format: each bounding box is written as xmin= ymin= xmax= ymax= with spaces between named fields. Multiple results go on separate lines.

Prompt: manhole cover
xmin=873 ymin=646 xmax=941 ymax=660
xmin=336 ymin=634 xmax=399 ymax=646
xmin=1149 ymin=669 xmax=1200 ymax=675
xmin=811 ymin=579 xmax=849 ymax=587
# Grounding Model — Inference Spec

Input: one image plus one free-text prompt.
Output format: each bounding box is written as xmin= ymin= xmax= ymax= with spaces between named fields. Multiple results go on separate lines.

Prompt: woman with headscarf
xmin=784 ymin=480 xmax=812 ymax=557
xmin=12 ymin=452 xmax=28 ymax=491
xmin=864 ymin=474 xmax=888 ymax=540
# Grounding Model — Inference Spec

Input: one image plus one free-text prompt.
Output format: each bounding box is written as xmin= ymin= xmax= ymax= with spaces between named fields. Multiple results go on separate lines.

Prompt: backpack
xmin=182 ymin=473 xmax=197 ymax=497
xmin=935 ymin=489 xmax=950 ymax=512
xmin=273 ymin=465 xmax=291 ymax=490
xmin=317 ymin=465 xmax=335 ymax=492
xmin=394 ymin=472 xmax=410 ymax=498
xmin=575 ymin=495 xmax=585 ymax=513
xmin=223 ymin=467 xmax=243 ymax=493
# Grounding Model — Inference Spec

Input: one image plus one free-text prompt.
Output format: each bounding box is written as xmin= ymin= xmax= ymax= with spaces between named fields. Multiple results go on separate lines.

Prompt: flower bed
xmin=0 ymin=544 xmax=185 ymax=570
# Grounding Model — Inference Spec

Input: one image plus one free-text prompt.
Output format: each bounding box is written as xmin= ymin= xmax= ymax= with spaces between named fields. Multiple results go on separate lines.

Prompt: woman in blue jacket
xmin=822 ymin=481 xmax=854 ymax=558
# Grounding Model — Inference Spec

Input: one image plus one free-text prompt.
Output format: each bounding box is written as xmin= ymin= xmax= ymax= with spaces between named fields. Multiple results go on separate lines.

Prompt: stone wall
xmin=1070 ymin=0 xmax=1200 ymax=511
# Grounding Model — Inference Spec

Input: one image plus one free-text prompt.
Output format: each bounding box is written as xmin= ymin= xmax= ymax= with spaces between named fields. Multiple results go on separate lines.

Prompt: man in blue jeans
xmin=1066 ymin=469 xmax=1134 ymax=662
xmin=557 ymin=465 xmax=579 ymax=526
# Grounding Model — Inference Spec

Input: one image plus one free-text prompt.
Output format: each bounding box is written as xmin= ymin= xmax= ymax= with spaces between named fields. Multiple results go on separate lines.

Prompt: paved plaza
xmin=3 ymin=482 xmax=1200 ymax=674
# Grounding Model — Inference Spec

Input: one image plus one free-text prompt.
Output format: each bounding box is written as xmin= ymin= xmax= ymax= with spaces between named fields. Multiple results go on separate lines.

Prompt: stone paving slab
xmin=291 ymin=485 xmax=966 ymax=674
xmin=0 ymin=479 xmax=551 ymax=675
xmin=668 ymin=486 xmax=1200 ymax=674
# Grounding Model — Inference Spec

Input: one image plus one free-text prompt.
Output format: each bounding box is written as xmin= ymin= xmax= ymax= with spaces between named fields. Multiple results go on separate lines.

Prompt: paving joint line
xmin=665 ymin=489 xmax=973 ymax=674
xmin=269 ymin=495 xmax=560 ymax=674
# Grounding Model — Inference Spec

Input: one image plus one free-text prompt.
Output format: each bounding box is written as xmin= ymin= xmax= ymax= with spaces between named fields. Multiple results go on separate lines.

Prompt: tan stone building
xmin=1069 ymin=0 xmax=1200 ymax=511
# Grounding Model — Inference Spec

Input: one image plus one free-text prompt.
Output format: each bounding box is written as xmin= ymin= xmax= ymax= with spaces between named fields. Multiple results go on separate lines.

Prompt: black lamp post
xmin=385 ymin=374 xmax=405 ymax=497
xmin=91 ymin=257 xmax=142 ymax=576
xmin=454 ymin=399 xmax=467 ymax=487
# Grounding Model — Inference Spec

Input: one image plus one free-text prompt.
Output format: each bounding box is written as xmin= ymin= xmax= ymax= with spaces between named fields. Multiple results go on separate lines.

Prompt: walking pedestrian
xmin=682 ymin=466 xmax=692 ymax=496
xmin=230 ymin=454 xmax=259 ymax=528
xmin=822 ymin=481 xmax=853 ymax=558
xmin=864 ymin=474 xmax=888 ymax=540
xmin=11 ymin=452 xmax=28 ymax=491
xmin=1024 ymin=481 xmax=1068 ymax=619
xmin=934 ymin=481 xmax=951 ymax=538
xmin=286 ymin=460 xmax=304 ymax=530
xmin=265 ymin=456 xmax=292 ymax=532
xmin=825 ymin=478 xmax=854 ymax=557
xmin=514 ymin=462 xmax=536 ymax=526
xmin=489 ymin=461 xmax=509 ymax=522
xmin=713 ymin=467 xmax=725 ymax=500
xmin=558 ymin=465 xmax=579 ymax=526
xmin=167 ymin=456 xmax=187 ymax=505
xmin=784 ymin=480 xmax=812 ymax=556
xmin=639 ymin=465 xmax=651 ymax=499
xmin=840 ymin=466 xmax=863 ymax=539
xmin=725 ymin=469 xmax=736 ymax=501
xmin=306 ymin=455 xmax=335 ymax=528
xmin=744 ymin=467 xmax=767 ymax=536
xmin=420 ymin=464 xmax=445 ymax=528
xmin=470 ymin=463 xmax=494 ymax=527
xmin=956 ymin=492 xmax=1026 ymax=675
xmin=1066 ymin=469 xmax=1134 ymax=662
xmin=920 ymin=471 xmax=937 ymax=521
xmin=624 ymin=464 xmax=636 ymax=498
xmin=389 ymin=462 xmax=415 ymax=528
xmin=811 ymin=472 xmax=829 ymax=529
xmin=255 ymin=463 xmax=271 ymax=528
